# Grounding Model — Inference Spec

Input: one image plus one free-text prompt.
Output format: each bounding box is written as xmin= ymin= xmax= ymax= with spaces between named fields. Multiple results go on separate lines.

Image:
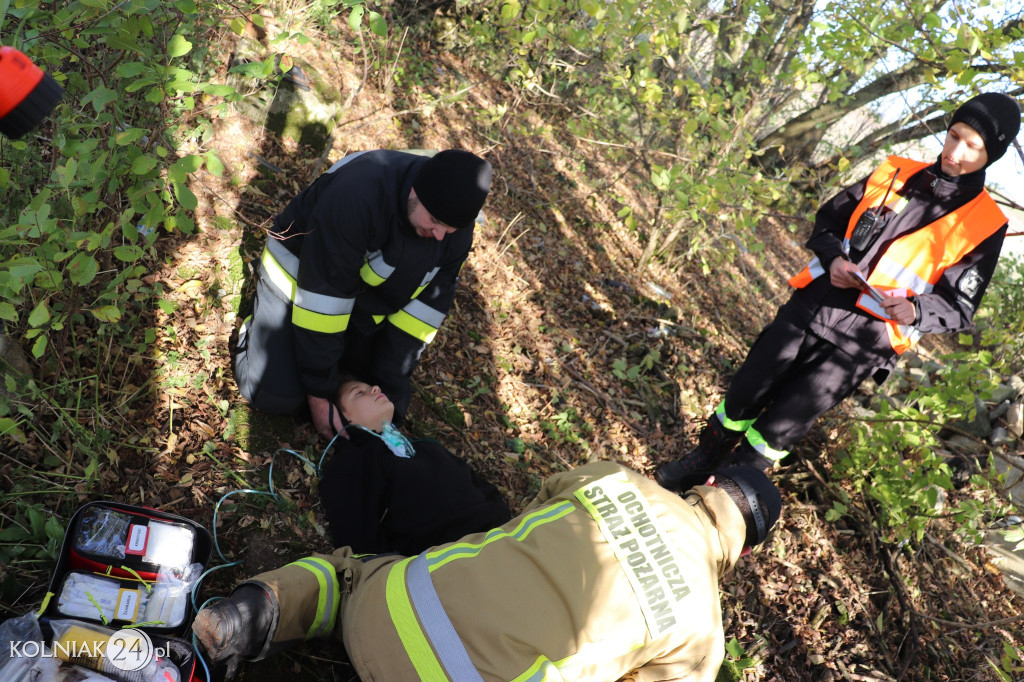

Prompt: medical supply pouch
xmin=42 ymin=618 xmax=198 ymax=682
xmin=46 ymin=501 xmax=212 ymax=637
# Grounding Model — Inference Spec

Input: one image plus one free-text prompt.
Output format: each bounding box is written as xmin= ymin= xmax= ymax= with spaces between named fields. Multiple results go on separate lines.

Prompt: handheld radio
xmin=849 ymin=168 xmax=899 ymax=252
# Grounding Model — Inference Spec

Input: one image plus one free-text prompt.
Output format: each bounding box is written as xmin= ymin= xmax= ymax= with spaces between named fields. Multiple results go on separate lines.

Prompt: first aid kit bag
xmin=45 ymin=502 xmax=212 ymax=634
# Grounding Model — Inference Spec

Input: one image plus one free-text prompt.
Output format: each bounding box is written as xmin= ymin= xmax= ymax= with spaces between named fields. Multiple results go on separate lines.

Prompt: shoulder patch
xmin=957 ymin=267 xmax=983 ymax=301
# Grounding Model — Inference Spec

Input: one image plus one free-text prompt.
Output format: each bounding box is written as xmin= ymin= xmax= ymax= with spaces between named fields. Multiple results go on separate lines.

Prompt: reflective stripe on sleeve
xmin=288 ymin=557 xmax=340 ymax=640
xmin=263 ymin=239 xmax=356 ymax=333
xmin=360 ymin=250 xmax=397 ymax=287
xmin=292 ymin=306 xmax=351 ymax=334
xmin=292 ymin=286 xmax=355 ymax=333
xmin=262 ymin=244 xmax=298 ymax=300
xmin=388 ymin=299 xmax=446 ymax=343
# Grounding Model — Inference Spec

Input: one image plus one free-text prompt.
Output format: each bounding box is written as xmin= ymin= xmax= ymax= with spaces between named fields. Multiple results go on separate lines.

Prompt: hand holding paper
xmin=852 ymin=271 xmax=886 ymax=304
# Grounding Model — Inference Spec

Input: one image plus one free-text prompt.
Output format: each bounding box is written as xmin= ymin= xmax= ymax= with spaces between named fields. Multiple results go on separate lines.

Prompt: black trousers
xmin=233 ymin=267 xmax=423 ymax=421
xmin=723 ymin=316 xmax=878 ymax=453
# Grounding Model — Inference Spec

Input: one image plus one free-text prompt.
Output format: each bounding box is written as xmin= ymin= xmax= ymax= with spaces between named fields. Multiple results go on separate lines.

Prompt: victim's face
xmin=338 ymin=381 xmax=394 ymax=431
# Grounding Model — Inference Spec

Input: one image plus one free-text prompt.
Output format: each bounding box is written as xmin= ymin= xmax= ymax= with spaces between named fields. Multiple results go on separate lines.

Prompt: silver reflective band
xmin=406 ymin=554 xmax=483 ymax=682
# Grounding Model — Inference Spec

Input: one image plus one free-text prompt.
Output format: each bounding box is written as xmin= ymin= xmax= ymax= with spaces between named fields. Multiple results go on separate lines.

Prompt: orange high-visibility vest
xmin=789 ymin=156 xmax=1007 ymax=354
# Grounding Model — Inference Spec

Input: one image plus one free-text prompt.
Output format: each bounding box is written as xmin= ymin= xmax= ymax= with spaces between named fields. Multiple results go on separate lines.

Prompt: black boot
xmin=193 ymin=584 xmax=276 ymax=680
xmin=720 ymin=441 xmax=776 ymax=472
xmin=655 ymin=418 xmax=743 ymax=490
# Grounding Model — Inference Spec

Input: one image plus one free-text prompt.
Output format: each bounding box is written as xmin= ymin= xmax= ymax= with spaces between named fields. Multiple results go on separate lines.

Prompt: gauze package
xmin=57 ymin=572 xmax=147 ymax=624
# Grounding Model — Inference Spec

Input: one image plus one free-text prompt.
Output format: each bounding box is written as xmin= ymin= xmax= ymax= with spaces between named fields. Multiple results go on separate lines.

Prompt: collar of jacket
xmin=914 ymin=157 xmax=987 ymax=202
xmin=685 ymin=484 xmax=749 ymax=576
xmin=397 ymin=158 xmax=424 ymax=235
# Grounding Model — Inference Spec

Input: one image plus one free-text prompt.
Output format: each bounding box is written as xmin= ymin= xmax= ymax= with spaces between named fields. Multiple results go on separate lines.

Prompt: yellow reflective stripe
xmin=293 ymin=306 xmax=350 ymax=333
xmin=288 ymin=557 xmax=340 ymax=639
xmin=360 ymin=261 xmax=386 ymax=286
xmin=388 ymin=309 xmax=439 ymax=343
xmin=424 ymin=501 xmax=576 ymax=571
xmin=411 ymin=283 xmax=427 ymax=299
xmin=715 ymin=401 xmax=754 ymax=433
xmin=511 ymin=657 xmax=564 ymax=682
xmin=373 ymin=314 xmax=385 ymax=324
xmin=360 ymin=250 xmax=396 ymax=287
xmin=385 ymin=557 xmax=449 ymax=681
xmin=262 ymin=247 xmax=297 ymax=300
xmin=744 ymin=428 xmax=787 ymax=462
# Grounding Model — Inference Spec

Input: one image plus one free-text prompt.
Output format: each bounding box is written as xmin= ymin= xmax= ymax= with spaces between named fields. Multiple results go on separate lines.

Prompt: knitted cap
xmin=949 ymin=92 xmax=1021 ymax=166
xmin=412 ymin=150 xmax=492 ymax=230
xmin=717 ymin=465 xmax=782 ymax=546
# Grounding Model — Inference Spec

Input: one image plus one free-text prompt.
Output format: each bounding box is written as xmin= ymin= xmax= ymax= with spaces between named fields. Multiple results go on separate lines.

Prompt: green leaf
xmin=28 ymin=508 xmax=44 ymax=540
xmin=45 ymin=515 xmax=65 ymax=542
xmin=202 ymin=84 xmax=237 ymax=97
xmin=348 ymin=5 xmax=364 ymax=31
xmin=0 ymin=417 xmax=25 ymax=444
xmin=167 ymin=34 xmax=193 ymax=58
xmin=174 ymin=0 xmax=197 ymax=13
xmin=229 ymin=18 xmax=246 ymax=35
xmin=82 ymin=86 xmax=118 ymax=113
xmin=67 ymin=253 xmax=100 ymax=286
xmin=113 ymin=245 xmax=144 ymax=262
xmin=368 ymin=10 xmax=387 ymax=37
xmin=131 ymin=155 xmax=158 ymax=175
xmin=0 ymin=520 xmax=29 ymax=541
xmin=205 ymin=151 xmax=225 ymax=177
xmin=500 ymin=1 xmax=521 ymax=23
xmin=27 ymin=301 xmax=50 ymax=327
xmin=115 ymin=128 xmax=148 ymax=145
xmin=89 ymin=305 xmax=123 ymax=322
xmin=31 ymin=335 xmax=47 ymax=358
xmin=116 ymin=62 xmax=149 ymax=78
xmin=173 ymin=181 xmax=198 ymax=210
xmin=173 ymin=154 xmax=205 ymax=174
xmin=0 ymin=303 xmax=17 ymax=322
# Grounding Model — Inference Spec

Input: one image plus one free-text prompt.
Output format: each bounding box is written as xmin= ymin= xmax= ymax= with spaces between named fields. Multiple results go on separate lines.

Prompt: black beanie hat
xmin=716 ymin=465 xmax=782 ymax=546
xmin=948 ymin=92 xmax=1021 ymax=166
xmin=412 ymin=150 xmax=492 ymax=230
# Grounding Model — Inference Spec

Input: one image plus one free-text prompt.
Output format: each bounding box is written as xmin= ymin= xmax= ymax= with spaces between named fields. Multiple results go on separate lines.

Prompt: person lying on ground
xmin=319 ymin=374 xmax=510 ymax=556
xmin=193 ymin=460 xmax=782 ymax=681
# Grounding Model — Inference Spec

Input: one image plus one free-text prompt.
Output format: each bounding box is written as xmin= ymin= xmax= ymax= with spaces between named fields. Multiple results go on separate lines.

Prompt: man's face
xmin=337 ymin=381 xmax=395 ymax=432
xmin=940 ymin=122 xmax=988 ymax=176
xmin=408 ymin=189 xmax=457 ymax=241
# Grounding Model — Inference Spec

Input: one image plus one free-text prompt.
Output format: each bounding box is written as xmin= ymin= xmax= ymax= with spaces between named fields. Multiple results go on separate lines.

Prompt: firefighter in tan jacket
xmin=194 ymin=461 xmax=782 ymax=681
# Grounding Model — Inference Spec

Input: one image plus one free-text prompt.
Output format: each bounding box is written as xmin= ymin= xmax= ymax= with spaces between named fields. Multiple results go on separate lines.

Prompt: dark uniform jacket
xmin=318 ymin=429 xmax=511 ymax=555
xmin=781 ymin=158 xmax=1006 ymax=375
xmin=270 ymin=150 xmax=473 ymax=398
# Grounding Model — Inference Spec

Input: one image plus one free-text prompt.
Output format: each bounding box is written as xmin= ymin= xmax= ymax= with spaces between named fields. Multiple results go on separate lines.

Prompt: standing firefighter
xmin=657 ymin=92 xmax=1021 ymax=488
xmin=193 ymin=462 xmax=782 ymax=681
xmin=234 ymin=149 xmax=492 ymax=436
